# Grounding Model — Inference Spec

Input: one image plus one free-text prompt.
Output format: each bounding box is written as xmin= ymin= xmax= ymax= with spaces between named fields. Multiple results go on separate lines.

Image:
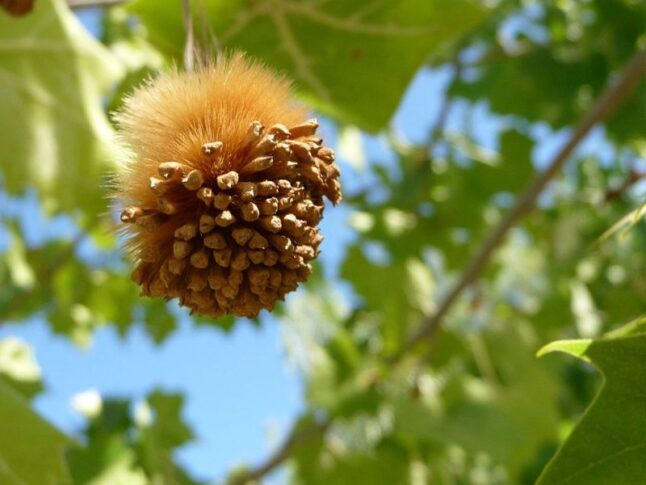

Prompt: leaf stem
xmin=227 ymin=419 xmax=331 ymax=485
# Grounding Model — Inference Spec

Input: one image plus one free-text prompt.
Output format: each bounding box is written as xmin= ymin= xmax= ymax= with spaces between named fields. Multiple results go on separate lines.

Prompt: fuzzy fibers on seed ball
xmin=114 ymin=54 xmax=341 ymax=318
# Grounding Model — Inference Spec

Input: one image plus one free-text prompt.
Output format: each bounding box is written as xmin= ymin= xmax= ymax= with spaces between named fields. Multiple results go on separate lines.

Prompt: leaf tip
xmin=536 ymin=339 xmax=593 ymax=360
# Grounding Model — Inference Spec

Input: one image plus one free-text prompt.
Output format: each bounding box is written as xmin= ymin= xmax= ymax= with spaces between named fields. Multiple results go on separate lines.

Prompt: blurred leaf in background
xmin=0 ymin=0 xmax=123 ymax=218
xmin=128 ymin=0 xmax=489 ymax=131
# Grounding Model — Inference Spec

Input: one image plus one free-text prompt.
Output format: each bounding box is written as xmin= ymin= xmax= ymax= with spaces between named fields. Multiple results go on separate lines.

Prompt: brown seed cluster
xmin=115 ymin=56 xmax=341 ymax=318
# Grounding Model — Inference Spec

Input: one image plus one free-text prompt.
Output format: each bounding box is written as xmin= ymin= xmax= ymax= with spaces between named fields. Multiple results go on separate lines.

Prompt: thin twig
xmin=391 ymin=49 xmax=646 ymax=362
xmin=604 ymin=168 xmax=646 ymax=203
xmin=67 ymin=0 xmax=125 ymax=8
xmin=227 ymin=419 xmax=332 ymax=485
xmin=223 ymin=48 xmax=646 ymax=484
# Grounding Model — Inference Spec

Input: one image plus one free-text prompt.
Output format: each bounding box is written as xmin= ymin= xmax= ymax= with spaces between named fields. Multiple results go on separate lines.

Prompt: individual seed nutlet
xmin=115 ymin=53 xmax=341 ymax=319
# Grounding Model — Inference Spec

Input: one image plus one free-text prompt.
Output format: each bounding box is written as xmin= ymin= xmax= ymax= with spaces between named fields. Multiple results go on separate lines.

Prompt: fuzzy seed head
xmin=115 ymin=54 xmax=341 ymax=318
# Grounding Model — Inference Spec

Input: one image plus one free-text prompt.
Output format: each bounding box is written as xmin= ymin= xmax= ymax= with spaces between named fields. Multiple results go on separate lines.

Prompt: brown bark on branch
xmin=392 ymin=49 xmax=646 ymax=362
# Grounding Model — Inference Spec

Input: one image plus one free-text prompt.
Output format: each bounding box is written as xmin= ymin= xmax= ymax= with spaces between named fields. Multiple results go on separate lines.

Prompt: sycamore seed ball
xmin=115 ymin=54 xmax=341 ymax=318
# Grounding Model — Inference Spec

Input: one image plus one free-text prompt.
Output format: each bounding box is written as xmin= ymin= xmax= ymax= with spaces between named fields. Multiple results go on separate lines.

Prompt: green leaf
xmin=0 ymin=337 xmax=43 ymax=398
xmin=86 ymin=452 xmax=148 ymax=485
xmin=340 ymin=245 xmax=427 ymax=354
xmin=128 ymin=0 xmax=488 ymax=132
xmin=136 ymin=390 xmax=196 ymax=484
xmin=0 ymin=379 xmax=71 ymax=484
xmin=537 ymin=316 xmax=646 ymax=484
xmin=0 ymin=0 xmax=123 ymax=216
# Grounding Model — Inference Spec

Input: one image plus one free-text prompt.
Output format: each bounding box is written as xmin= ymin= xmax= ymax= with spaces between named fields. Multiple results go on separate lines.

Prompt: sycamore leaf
xmin=0 ymin=379 xmax=71 ymax=484
xmin=0 ymin=0 xmax=123 ymax=217
xmin=537 ymin=316 xmax=646 ymax=484
xmin=128 ymin=0 xmax=488 ymax=132
xmin=0 ymin=337 xmax=43 ymax=398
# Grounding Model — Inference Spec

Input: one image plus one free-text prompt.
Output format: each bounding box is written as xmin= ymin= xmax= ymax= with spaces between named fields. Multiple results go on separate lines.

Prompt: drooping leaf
xmin=0 ymin=0 xmax=123 ymax=217
xmin=537 ymin=316 xmax=646 ymax=484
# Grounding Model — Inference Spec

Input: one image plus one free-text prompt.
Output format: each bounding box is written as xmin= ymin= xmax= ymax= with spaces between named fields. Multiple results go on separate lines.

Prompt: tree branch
xmin=604 ymin=167 xmax=646 ymax=203
xmin=67 ymin=0 xmax=125 ymax=8
xmin=227 ymin=419 xmax=331 ymax=485
xmin=391 ymin=49 xmax=646 ymax=362
xmin=223 ymin=48 xmax=646 ymax=484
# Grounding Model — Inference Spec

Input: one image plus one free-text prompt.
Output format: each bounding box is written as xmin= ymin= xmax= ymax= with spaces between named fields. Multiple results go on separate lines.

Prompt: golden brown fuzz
xmin=115 ymin=54 xmax=341 ymax=319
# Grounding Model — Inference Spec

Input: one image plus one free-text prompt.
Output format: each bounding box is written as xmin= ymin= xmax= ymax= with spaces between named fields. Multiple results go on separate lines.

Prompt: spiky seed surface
xmin=115 ymin=54 xmax=342 ymax=318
